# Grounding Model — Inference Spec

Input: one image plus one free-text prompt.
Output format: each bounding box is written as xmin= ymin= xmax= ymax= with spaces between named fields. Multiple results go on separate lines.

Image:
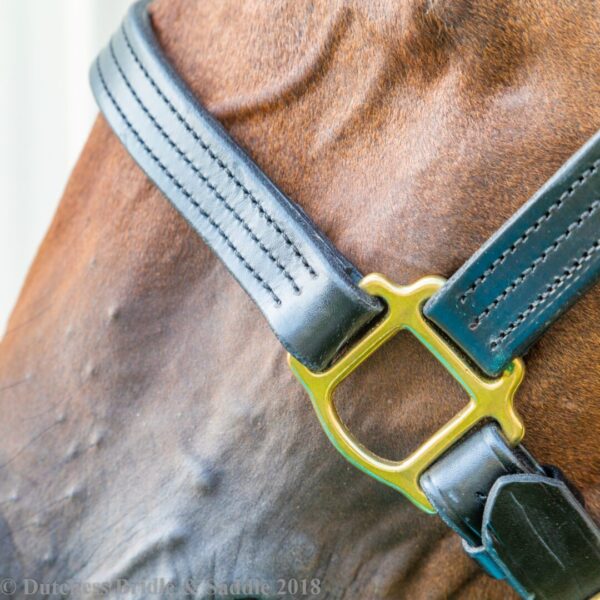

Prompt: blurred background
xmin=0 ymin=0 xmax=133 ymax=334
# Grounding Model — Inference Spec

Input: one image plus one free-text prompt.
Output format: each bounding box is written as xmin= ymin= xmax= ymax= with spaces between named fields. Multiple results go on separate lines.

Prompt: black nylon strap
xmin=90 ymin=0 xmax=382 ymax=372
xmin=424 ymin=131 xmax=600 ymax=377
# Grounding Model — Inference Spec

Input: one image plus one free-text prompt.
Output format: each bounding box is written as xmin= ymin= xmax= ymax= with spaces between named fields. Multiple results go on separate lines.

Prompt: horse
xmin=1 ymin=0 xmax=599 ymax=597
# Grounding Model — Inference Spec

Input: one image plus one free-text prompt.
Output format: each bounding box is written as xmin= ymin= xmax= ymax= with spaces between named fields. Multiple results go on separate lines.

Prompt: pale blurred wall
xmin=0 ymin=0 xmax=133 ymax=334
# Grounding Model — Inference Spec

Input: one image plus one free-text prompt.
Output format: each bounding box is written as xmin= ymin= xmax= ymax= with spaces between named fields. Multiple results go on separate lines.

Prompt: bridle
xmin=91 ymin=1 xmax=600 ymax=597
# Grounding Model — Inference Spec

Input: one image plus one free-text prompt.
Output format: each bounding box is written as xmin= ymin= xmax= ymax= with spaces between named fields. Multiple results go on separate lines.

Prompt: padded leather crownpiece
xmin=90 ymin=0 xmax=382 ymax=372
xmin=425 ymin=130 xmax=600 ymax=376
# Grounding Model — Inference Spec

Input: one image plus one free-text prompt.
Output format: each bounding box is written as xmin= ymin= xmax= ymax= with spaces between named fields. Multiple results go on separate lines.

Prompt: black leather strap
xmin=90 ymin=0 xmax=382 ymax=372
xmin=421 ymin=425 xmax=543 ymax=547
xmin=481 ymin=474 xmax=600 ymax=599
xmin=424 ymin=131 xmax=600 ymax=377
xmin=422 ymin=425 xmax=600 ymax=599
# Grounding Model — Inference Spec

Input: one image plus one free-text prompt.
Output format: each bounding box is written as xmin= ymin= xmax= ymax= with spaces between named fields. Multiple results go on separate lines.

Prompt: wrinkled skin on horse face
xmin=1 ymin=0 xmax=599 ymax=598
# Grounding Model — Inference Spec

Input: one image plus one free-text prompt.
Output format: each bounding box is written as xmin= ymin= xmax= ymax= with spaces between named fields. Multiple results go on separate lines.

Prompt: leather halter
xmin=91 ymin=2 xmax=600 ymax=597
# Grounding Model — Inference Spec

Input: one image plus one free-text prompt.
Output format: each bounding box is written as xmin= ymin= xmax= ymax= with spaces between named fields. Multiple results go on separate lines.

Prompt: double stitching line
xmin=490 ymin=239 xmax=600 ymax=349
xmin=470 ymin=199 xmax=600 ymax=329
xmin=108 ymin=40 xmax=301 ymax=296
xmin=121 ymin=26 xmax=317 ymax=279
xmin=95 ymin=58 xmax=282 ymax=306
xmin=459 ymin=157 xmax=600 ymax=305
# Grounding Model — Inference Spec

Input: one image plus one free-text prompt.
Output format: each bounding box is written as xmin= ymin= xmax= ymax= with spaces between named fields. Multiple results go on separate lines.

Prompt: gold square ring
xmin=288 ymin=273 xmax=525 ymax=513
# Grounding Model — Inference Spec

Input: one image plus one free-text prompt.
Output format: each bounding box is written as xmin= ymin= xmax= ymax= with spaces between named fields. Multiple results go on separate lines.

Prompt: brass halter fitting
xmin=288 ymin=274 xmax=525 ymax=513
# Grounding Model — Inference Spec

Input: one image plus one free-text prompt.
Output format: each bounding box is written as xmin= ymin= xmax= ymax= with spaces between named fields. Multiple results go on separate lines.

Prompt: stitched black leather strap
xmin=421 ymin=425 xmax=600 ymax=599
xmin=90 ymin=0 xmax=381 ymax=372
xmin=425 ymin=131 xmax=600 ymax=377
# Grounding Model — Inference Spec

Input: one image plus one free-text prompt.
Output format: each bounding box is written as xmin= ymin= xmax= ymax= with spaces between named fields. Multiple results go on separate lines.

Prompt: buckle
xmin=288 ymin=274 xmax=525 ymax=513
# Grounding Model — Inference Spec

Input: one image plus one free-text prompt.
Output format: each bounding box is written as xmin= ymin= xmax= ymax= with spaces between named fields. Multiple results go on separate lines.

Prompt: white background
xmin=0 ymin=0 xmax=133 ymax=334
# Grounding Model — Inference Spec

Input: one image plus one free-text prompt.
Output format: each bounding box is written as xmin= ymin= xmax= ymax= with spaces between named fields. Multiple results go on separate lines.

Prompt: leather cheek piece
xmin=421 ymin=425 xmax=600 ymax=599
xmin=479 ymin=474 xmax=600 ymax=600
xmin=89 ymin=0 xmax=382 ymax=372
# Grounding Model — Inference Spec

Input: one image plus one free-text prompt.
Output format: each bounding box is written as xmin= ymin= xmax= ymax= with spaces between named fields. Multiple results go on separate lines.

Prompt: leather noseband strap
xmin=91 ymin=2 xmax=600 ymax=598
xmin=90 ymin=0 xmax=382 ymax=373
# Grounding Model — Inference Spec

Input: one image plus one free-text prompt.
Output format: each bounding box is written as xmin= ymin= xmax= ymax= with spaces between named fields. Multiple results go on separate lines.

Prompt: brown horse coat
xmin=1 ymin=0 xmax=599 ymax=597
